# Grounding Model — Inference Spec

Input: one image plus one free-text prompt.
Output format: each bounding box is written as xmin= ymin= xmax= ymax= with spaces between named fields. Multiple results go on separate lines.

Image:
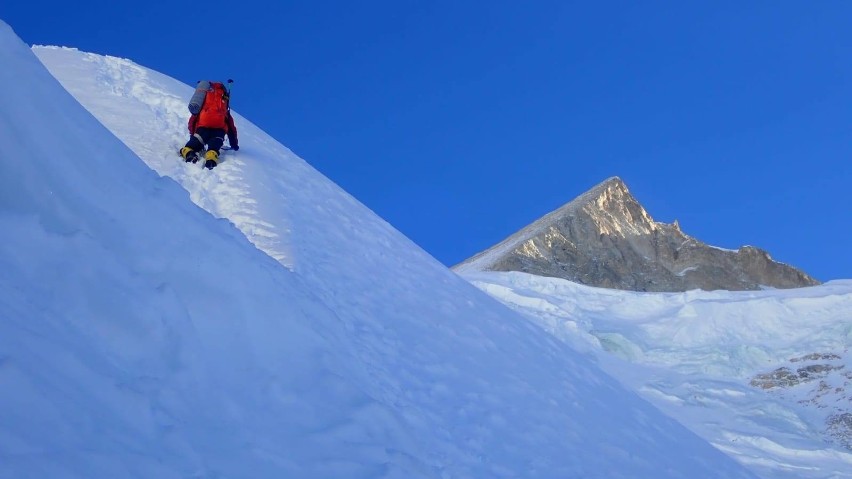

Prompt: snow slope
xmin=462 ymin=270 xmax=852 ymax=479
xmin=0 ymin=21 xmax=757 ymax=478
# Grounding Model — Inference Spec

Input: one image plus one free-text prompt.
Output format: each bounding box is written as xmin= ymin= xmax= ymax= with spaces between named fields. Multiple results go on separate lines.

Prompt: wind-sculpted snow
xmin=0 ymin=22 xmax=759 ymax=478
xmin=33 ymin=46 xmax=292 ymax=266
xmin=463 ymin=270 xmax=852 ymax=478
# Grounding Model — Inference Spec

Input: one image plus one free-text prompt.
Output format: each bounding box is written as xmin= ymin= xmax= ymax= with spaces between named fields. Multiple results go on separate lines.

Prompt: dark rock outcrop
xmin=827 ymin=413 xmax=852 ymax=450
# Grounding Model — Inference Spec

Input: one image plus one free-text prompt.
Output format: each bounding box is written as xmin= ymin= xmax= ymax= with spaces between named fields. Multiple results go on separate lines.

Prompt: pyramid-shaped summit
xmin=454 ymin=177 xmax=819 ymax=292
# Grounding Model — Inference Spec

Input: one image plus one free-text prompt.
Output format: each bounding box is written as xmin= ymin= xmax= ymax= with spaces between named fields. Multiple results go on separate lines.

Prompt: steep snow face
xmin=462 ymin=270 xmax=852 ymax=479
xmin=0 ymin=23 xmax=759 ymax=478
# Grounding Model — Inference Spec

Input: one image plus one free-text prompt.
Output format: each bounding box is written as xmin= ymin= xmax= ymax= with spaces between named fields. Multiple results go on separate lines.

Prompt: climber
xmin=179 ymin=80 xmax=238 ymax=169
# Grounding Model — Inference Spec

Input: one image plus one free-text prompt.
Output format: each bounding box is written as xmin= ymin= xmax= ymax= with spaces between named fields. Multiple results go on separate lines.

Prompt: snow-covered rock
xmin=460 ymin=270 xmax=852 ymax=478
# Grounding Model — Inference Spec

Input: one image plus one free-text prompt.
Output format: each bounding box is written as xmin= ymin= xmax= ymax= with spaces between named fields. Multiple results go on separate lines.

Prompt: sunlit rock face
xmin=455 ymin=177 xmax=819 ymax=292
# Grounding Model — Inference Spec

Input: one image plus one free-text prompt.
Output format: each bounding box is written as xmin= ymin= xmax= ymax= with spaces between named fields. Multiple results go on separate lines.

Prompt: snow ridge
xmin=0 ymin=28 xmax=761 ymax=478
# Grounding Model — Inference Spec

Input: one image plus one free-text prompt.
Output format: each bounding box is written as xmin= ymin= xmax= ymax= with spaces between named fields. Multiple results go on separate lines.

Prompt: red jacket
xmin=188 ymin=111 xmax=239 ymax=149
xmin=188 ymin=112 xmax=237 ymax=135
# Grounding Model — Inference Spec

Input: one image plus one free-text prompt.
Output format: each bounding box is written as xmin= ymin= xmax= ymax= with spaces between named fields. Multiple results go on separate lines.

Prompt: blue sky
xmin=4 ymin=1 xmax=850 ymax=280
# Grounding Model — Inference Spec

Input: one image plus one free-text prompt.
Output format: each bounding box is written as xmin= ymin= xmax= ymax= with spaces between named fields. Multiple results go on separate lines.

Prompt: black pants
xmin=185 ymin=127 xmax=225 ymax=154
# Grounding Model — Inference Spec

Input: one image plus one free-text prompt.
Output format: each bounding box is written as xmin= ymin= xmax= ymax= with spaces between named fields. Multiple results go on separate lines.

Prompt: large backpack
xmin=196 ymin=82 xmax=231 ymax=129
xmin=188 ymin=80 xmax=232 ymax=114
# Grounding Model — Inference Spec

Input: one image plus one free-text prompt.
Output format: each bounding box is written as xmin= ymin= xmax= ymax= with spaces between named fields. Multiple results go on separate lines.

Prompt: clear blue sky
xmin=4 ymin=1 xmax=850 ymax=280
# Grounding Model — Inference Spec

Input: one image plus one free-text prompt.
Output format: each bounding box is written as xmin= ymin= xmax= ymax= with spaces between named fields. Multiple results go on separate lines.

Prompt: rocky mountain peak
xmin=454 ymin=178 xmax=819 ymax=292
xmin=575 ymin=176 xmax=658 ymax=238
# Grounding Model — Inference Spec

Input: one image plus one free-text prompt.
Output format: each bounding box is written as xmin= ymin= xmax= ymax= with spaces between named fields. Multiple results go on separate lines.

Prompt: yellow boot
xmin=180 ymin=147 xmax=198 ymax=163
xmin=204 ymin=150 xmax=219 ymax=170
